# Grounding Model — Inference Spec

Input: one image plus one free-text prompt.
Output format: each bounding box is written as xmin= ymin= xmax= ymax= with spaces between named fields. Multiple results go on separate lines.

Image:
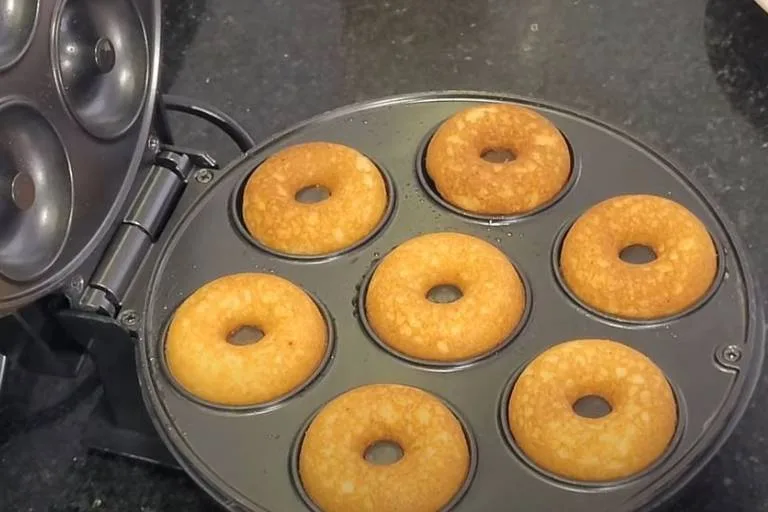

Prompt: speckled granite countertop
xmin=2 ymin=0 xmax=768 ymax=510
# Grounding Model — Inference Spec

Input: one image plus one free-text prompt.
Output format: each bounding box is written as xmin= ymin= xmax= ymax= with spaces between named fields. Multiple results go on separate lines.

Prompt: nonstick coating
xmin=131 ymin=92 xmax=764 ymax=512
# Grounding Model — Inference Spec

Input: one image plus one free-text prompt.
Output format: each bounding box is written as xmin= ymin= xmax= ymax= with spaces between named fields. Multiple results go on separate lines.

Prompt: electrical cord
xmin=161 ymin=94 xmax=257 ymax=153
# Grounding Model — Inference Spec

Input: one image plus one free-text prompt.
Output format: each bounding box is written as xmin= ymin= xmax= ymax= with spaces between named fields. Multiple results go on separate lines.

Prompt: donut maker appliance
xmin=0 ymin=2 xmax=763 ymax=512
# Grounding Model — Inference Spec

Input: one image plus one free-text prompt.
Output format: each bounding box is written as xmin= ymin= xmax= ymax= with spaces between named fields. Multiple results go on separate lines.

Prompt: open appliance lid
xmin=0 ymin=0 xmax=161 ymax=311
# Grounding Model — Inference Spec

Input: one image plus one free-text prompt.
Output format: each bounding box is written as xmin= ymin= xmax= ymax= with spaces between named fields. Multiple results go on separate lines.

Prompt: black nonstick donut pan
xmin=126 ymin=92 xmax=765 ymax=512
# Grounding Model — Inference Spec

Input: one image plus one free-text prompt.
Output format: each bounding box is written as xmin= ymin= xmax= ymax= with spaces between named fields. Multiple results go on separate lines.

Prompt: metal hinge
xmin=79 ymin=149 xmax=216 ymax=317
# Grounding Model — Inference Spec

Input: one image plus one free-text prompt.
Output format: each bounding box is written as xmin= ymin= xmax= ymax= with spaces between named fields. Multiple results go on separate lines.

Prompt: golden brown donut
xmin=299 ymin=384 xmax=470 ymax=512
xmin=509 ymin=339 xmax=677 ymax=482
xmin=365 ymin=232 xmax=525 ymax=362
xmin=560 ymin=194 xmax=717 ymax=319
xmin=242 ymin=142 xmax=388 ymax=255
xmin=425 ymin=103 xmax=571 ymax=215
xmin=166 ymin=273 xmax=327 ymax=406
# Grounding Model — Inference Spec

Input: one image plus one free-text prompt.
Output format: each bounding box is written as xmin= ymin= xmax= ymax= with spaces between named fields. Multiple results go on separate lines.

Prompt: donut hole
xmin=426 ymin=284 xmax=463 ymax=304
xmin=295 ymin=185 xmax=331 ymax=204
xmin=227 ymin=325 xmax=265 ymax=346
xmin=480 ymin=147 xmax=516 ymax=164
xmin=619 ymin=244 xmax=657 ymax=264
xmin=364 ymin=440 xmax=404 ymax=465
xmin=572 ymin=395 xmax=613 ymax=419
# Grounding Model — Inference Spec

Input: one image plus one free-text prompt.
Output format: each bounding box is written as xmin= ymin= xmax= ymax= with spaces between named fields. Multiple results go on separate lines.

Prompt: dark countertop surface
xmin=2 ymin=0 xmax=768 ymax=510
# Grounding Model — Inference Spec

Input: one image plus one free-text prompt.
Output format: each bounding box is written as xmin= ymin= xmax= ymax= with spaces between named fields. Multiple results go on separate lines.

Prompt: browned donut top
xmin=366 ymin=232 xmax=525 ymax=361
xmin=166 ymin=273 xmax=327 ymax=406
xmin=426 ymin=104 xmax=571 ymax=214
xmin=509 ymin=339 xmax=677 ymax=481
xmin=242 ymin=142 xmax=387 ymax=255
xmin=561 ymin=194 xmax=717 ymax=319
xmin=299 ymin=384 xmax=470 ymax=512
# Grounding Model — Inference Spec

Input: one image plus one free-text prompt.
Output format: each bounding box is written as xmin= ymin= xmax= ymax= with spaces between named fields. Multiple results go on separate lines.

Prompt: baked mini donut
xmin=166 ymin=273 xmax=327 ymax=406
xmin=299 ymin=384 xmax=470 ymax=512
xmin=366 ymin=232 xmax=525 ymax=362
xmin=560 ymin=194 xmax=717 ymax=319
xmin=508 ymin=339 xmax=677 ymax=481
xmin=242 ymin=142 xmax=388 ymax=255
xmin=425 ymin=103 xmax=571 ymax=215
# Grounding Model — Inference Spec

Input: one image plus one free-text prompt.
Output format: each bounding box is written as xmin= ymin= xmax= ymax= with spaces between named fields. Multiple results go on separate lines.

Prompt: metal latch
xmin=79 ymin=149 xmax=211 ymax=317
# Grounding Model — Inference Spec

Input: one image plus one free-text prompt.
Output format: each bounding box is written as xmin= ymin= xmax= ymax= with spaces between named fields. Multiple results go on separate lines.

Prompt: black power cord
xmin=161 ymin=94 xmax=257 ymax=153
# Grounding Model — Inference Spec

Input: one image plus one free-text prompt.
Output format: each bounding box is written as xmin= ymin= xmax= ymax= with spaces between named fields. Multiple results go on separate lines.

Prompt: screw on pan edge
xmin=195 ymin=169 xmax=214 ymax=184
xmin=119 ymin=309 xmax=139 ymax=328
xmin=147 ymin=135 xmax=160 ymax=154
xmin=66 ymin=275 xmax=84 ymax=299
xmin=716 ymin=344 xmax=743 ymax=368
xmin=722 ymin=345 xmax=742 ymax=363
